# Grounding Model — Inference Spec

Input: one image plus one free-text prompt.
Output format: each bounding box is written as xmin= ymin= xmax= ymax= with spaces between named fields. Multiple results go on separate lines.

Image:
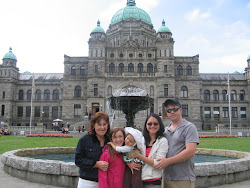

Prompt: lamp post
xmin=85 ymin=105 xmax=88 ymax=116
xmin=42 ymin=111 xmax=44 ymax=133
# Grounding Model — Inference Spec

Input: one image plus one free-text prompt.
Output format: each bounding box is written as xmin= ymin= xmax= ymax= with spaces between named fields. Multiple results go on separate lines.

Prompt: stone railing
xmin=1 ymin=147 xmax=250 ymax=188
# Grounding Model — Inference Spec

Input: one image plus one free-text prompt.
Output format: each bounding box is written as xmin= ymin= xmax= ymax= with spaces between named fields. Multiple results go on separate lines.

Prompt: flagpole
xmin=29 ymin=74 xmax=35 ymax=134
xmin=227 ymin=73 xmax=232 ymax=135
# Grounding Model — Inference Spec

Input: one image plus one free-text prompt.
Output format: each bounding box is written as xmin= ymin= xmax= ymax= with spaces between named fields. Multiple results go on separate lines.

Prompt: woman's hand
xmin=94 ymin=161 xmax=109 ymax=171
xmin=126 ymin=150 xmax=139 ymax=159
xmin=126 ymin=161 xmax=141 ymax=174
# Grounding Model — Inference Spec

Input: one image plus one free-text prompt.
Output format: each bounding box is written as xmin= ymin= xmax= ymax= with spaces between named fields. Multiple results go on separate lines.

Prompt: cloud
xmin=185 ymin=8 xmax=211 ymax=22
xmin=247 ymin=2 xmax=250 ymax=8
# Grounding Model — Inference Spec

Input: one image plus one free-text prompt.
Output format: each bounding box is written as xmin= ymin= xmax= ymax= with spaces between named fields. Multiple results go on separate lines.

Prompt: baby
xmin=108 ymin=127 xmax=144 ymax=188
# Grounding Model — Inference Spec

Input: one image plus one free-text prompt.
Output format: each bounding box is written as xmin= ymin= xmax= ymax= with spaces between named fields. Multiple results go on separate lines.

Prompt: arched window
xmin=128 ymin=63 xmax=134 ymax=72
xmin=239 ymin=90 xmax=245 ymax=101
xmin=119 ymin=53 xmax=123 ymax=58
xmin=147 ymin=63 xmax=153 ymax=72
xmin=44 ymin=89 xmax=50 ymax=100
xmin=213 ymin=90 xmax=219 ymax=101
xmin=138 ymin=63 xmax=143 ymax=72
xmin=35 ymin=90 xmax=41 ymax=100
xmin=27 ymin=90 xmax=32 ymax=100
xmin=110 ymin=53 xmax=114 ymax=58
xmin=71 ymin=66 xmax=77 ymax=75
xmin=148 ymin=53 xmax=152 ymax=58
xmin=181 ymin=86 xmax=188 ymax=98
xmin=129 ymin=53 xmax=133 ymax=58
xmin=186 ymin=65 xmax=192 ymax=75
xmin=231 ymin=90 xmax=237 ymax=101
xmin=118 ymin=63 xmax=124 ymax=73
xmin=222 ymin=90 xmax=227 ymax=101
xmin=18 ymin=90 xmax=24 ymax=100
xmin=177 ymin=65 xmax=183 ymax=75
xmin=204 ymin=90 xmax=210 ymax=101
xmin=74 ymin=86 xmax=81 ymax=98
xmin=139 ymin=53 xmax=142 ymax=58
xmin=109 ymin=63 xmax=115 ymax=73
xmin=80 ymin=66 xmax=86 ymax=75
xmin=53 ymin=89 xmax=59 ymax=100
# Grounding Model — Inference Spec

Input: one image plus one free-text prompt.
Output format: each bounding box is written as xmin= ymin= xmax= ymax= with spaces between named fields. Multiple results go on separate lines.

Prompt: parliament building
xmin=1 ymin=0 xmax=250 ymax=131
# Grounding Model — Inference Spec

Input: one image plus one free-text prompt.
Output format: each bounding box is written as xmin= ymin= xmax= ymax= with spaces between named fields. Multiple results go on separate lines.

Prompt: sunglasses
xmin=166 ymin=107 xmax=179 ymax=113
xmin=147 ymin=122 xmax=159 ymax=126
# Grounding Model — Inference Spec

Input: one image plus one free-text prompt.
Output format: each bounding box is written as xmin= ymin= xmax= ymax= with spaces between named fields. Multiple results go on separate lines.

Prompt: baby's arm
xmin=116 ymin=145 xmax=133 ymax=153
xmin=107 ymin=142 xmax=116 ymax=150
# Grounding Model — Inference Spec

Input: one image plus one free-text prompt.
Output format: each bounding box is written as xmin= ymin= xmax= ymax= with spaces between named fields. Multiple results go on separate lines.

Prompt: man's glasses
xmin=147 ymin=122 xmax=159 ymax=126
xmin=166 ymin=107 xmax=179 ymax=113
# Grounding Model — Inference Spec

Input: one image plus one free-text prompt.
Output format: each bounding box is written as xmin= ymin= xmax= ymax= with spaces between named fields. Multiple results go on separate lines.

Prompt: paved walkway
xmin=1 ymin=155 xmax=250 ymax=188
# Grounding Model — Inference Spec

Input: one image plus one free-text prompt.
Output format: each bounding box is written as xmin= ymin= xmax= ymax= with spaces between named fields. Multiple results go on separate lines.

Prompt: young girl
xmin=109 ymin=127 xmax=144 ymax=188
xmin=98 ymin=127 xmax=126 ymax=188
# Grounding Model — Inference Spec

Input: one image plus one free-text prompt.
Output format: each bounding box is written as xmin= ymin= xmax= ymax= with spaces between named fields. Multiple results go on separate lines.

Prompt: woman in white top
xmin=127 ymin=113 xmax=168 ymax=188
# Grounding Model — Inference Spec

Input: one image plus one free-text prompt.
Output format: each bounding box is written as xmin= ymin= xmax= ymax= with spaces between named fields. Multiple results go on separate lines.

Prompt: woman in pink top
xmin=98 ymin=127 xmax=126 ymax=188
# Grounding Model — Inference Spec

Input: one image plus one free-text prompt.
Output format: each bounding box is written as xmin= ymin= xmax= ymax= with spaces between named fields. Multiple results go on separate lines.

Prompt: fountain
xmin=108 ymin=87 xmax=153 ymax=127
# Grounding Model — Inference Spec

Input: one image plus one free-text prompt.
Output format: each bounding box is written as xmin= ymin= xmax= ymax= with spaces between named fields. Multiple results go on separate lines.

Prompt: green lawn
xmin=1 ymin=136 xmax=250 ymax=154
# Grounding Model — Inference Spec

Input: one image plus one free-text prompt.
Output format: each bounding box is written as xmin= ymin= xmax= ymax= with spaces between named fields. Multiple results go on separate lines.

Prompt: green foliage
xmin=0 ymin=136 xmax=80 ymax=154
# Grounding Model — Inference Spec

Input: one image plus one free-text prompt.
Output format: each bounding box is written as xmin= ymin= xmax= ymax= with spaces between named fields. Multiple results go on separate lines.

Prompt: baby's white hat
xmin=124 ymin=127 xmax=143 ymax=151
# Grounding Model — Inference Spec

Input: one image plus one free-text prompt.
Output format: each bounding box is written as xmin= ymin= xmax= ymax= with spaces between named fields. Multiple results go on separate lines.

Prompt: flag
xmin=32 ymin=74 xmax=35 ymax=92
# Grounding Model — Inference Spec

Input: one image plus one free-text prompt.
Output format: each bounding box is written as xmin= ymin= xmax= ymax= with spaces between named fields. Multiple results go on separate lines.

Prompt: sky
xmin=0 ymin=0 xmax=249 ymax=74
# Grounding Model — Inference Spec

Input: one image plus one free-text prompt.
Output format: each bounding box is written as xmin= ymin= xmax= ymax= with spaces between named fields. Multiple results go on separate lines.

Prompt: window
xmin=110 ymin=53 xmax=114 ymax=58
xmin=35 ymin=106 xmax=40 ymax=117
xmin=169 ymin=50 xmax=172 ymax=57
xmin=96 ymin=50 xmax=98 ymax=57
xmin=128 ymin=63 xmax=134 ymax=72
xmin=231 ymin=90 xmax=237 ymax=101
xmin=138 ymin=63 xmax=143 ymax=72
xmin=213 ymin=107 xmax=220 ymax=119
xmin=222 ymin=90 xmax=228 ymax=101
xmin=147 ymin=63 xmax=153 ymax=72
xmin=223 ymin=107 xmax=229 ymax=118
xmin=95 ymin=65 xmax=98 ymax=73
xmin=18 ymin=90 xmax=24 ymax=100
xmin=71 ymin=66 xmax=77 ymax=75
xmin=27 ymin=90 xmax=32 ymax=100
xmin=164 ymin=50 xmax=166 ymax=57
xmin=148 ymin=53 xmax=152 ymax=58
xmin=80 ymin=66 xmax=86 ymax=75
xmin=240 ymin=107 xmax=246 ymax=118
xmin=1 ymin=105 xmax=5 ymax=116
xmin=204 ymin=107 xmax=211 ymax=118
xmin=129 ymin=53 xmax=133 ymax=58
xmin=26 ymin=106 xmax=31 ymax=117
xmin=232 ymin=107 xmax=238 ymax=118
xmin=181 ymin=86 xmax=188 ymax=98
xmin=53 ymin=89 xmax=59 ymax=100
xmin=164 ymin=84 xmax=168 ymax=97
xmin=43 ymin=106 xmax=49 ymax=117
xmin=17 ymin=106 xmax=23 ymax=117
xmin=186 ymin=65 xmax=192 ymax=75
xmin=139 ymin=53 xmax=142 ymax=58
xmin=164 ymin=65 xmax=167 ymax=72
xmin=44 ymin=90 xmax=50 ymax=100
xmin=182 ymin=105 xmax=188 ymax=117
xmin=159 ymin=50 xmax=161 ymax=57
xmin=35 ymin=90 xmax=41 ymax=100
xmin=213 ymin=90 xmax=219 ymax=101
xmin=94 ymin=84 xmax=98 ymax=97
xmin=74 ymin=104 xmax=81 ymax=116
xmin=120 ymin=53 xmax=124 ymax=58
xmin=52 ymin=106 xmax=58 ymax=118
xmin=74 ymin=86 xmax=81 ymax=98
xmin=109 ymin=63 xmax=115 ymax=73
xmin=177 ymin=65 xmax=183 ymax=75
xmin=239 ymin=90 xmax=245 ymax=101
xmin=204 ymin=90 xmax=210 ymax=101
xmin=118 ymin=63 xmax=124 ymax=73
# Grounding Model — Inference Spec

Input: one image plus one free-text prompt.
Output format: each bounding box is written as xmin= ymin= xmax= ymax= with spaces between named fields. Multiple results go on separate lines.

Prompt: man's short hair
xmin=164 ymin=99 xmax=181 ymax=108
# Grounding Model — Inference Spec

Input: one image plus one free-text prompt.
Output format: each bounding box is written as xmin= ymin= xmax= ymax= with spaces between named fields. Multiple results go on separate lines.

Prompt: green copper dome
xmin=3 ymin=47 xmax=17 ymax=60
xmin=111 ymin=0 xmax=152 ymax=25
xmin=91 ymin=20 xmax=105 ymax=34
xmin=157 ymin=20 xmax=171 ymax=33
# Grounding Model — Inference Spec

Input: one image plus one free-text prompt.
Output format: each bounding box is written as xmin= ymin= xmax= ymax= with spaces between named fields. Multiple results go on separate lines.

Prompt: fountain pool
xmin=2 ymin=147 xmax=250 ymax=188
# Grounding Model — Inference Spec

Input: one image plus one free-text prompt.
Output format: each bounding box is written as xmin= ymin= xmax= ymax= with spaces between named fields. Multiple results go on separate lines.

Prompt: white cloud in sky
xmin=185 ymin=8 xmax=211 ymax=22
xmin=247 ymin=2 xmax=250 ymax=8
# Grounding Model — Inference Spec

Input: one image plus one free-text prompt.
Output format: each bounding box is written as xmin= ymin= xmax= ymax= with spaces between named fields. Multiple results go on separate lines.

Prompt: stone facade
xmin=0 ymin=0 xmax=250 ymax=131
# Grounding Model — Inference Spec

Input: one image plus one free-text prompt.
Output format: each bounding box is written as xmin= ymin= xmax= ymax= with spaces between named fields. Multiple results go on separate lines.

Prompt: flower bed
xmin=199 ymin=134 xmax=237 ymax=138
xmin=26 ymin=134 xmax=73 ymax=138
